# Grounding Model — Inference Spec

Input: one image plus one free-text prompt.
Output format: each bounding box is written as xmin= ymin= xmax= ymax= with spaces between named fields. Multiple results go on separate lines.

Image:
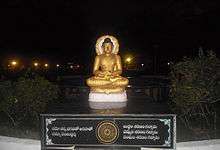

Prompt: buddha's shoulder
xmin=96 ymin=54 xmax=107 ymax=59
xmin=95 ymin=55 xmax=102 ymax=59
xmin=114 ymin=54 xmax=121 ymax=59
xmin=97 ymin=54 xmax=105 ymax=59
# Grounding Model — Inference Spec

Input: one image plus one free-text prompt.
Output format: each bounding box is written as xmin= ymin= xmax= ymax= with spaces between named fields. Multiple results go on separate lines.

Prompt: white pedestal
xmin=88 ymin=91 xmax=127 ymax=102
xmin=88 ymin=91 xmax=127 ymax=109
xmin=89 ymin=101 xmax=127 ymax=109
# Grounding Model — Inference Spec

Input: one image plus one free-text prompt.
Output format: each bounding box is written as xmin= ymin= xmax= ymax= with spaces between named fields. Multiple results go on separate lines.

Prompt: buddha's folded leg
xmin=112 ymin=77 xmax=129 ymax=86
xmin=86 ymin=77 xmax=112 ymax=87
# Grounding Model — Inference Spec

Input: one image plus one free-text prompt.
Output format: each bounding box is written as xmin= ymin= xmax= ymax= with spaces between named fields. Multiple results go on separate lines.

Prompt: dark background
xmin=0 ymin=0 xmax=219 ymax=68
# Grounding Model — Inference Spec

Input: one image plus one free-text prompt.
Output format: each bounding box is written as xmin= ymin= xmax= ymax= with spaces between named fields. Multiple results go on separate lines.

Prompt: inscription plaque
xmin=40 ymin=114 xmax=176 ymax=149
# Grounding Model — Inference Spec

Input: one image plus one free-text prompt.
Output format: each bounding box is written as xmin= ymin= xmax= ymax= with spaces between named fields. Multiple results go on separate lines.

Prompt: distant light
xmin=76 ymin=65 xmax=80 ymax=68
xmin=70 ymin=65 xmax=73 ymax=69
xmin=44 ymin=63 xmax=48 ymax=67
xmin=56 ymin=64 xmax=60 ymax=67
xmin=125 ymin=57 xmax=132 ymax=63
xmin=11 ymin=61 xmax=17 ymax=66
xmin=141 ymin=63 xmax=144 ymax=67
xmin=34 ymin=62 xmax=39 ymax=67
xmin=168 ymin=62 xmax=170 ymax=65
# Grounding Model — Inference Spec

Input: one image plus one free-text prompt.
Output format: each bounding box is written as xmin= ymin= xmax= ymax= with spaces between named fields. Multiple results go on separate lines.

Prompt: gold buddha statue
xmin=86 ymin=35 xmax=129 ymax=95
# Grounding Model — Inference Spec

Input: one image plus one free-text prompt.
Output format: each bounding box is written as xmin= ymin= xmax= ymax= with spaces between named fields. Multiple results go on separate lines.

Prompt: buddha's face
xmin=102 ymin=42 xmax=113 ymax=54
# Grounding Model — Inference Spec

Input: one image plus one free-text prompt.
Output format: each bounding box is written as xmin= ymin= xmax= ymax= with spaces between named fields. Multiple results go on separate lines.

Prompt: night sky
xmin=0 ymin=0 xmax=220 ymax=65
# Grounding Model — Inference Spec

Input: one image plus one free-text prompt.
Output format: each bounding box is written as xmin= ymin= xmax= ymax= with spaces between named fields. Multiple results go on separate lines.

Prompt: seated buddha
xmin=86 ymin=35 xmax=129 ymax=95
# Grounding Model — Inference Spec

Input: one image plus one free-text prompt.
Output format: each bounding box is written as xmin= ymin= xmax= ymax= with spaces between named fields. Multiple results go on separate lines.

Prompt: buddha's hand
xmin=103 ymin=71 xmax=112 ymax=79
xmin=94 ymin=70 xmax=111 ymax=79
xmin=94 ymin=71 xmax=105 ymax=77
xmin=111 ymin=71 xmax=119 ymax=77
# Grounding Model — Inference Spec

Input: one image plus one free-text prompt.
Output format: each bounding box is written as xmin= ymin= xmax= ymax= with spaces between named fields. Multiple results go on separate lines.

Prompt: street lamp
xmin=125 ymin=57 xmax=132 ymax=64
xmin=124 ymin=56 xmax=133 ymax=70
xmin=9 ymin=60 xmax=19 ymax=71
xmin=11 ymin=61 xmax=17 ymax=66
xmin=34 ymin=62 xmax=39 ymax=67
xmin=44 ymin=63 xmax=48 ymax=68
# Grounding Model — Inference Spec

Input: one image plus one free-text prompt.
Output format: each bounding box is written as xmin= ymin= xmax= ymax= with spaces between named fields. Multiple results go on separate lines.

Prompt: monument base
xmin=89 ymin=101 xmax=127 ymax=110
xmin=88 ymin=91 xmax=127 ymax=102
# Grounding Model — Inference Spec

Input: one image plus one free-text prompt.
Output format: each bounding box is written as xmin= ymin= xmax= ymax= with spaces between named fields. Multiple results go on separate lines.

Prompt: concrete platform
xmin=1 ymin=135 xmax=220 ymax=150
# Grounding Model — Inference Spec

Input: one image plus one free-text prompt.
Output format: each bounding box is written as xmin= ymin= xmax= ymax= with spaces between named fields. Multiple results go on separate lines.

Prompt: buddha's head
xmin=102 ymin=38 xmax=114 ymax=54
